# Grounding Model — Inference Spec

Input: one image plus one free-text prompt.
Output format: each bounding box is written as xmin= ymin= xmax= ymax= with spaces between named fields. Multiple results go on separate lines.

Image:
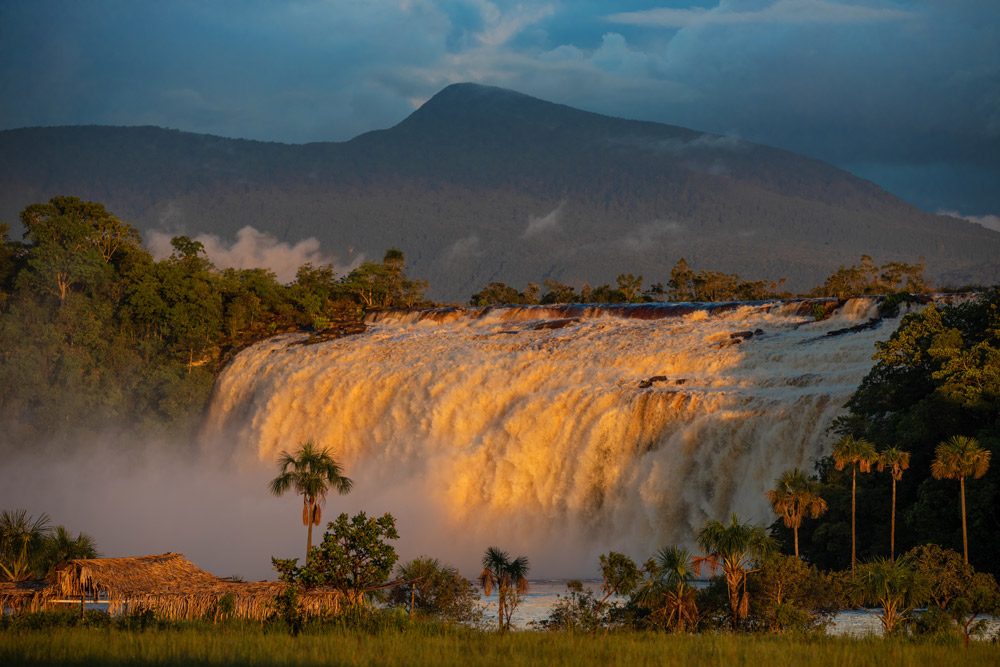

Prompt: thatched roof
xmin=0 ymin=579 xmax=52 ymax=613
xmin=43 ymin=553 xmax=345 ymax=621
xmin=54 ymin=552 xmax=222 ymax=597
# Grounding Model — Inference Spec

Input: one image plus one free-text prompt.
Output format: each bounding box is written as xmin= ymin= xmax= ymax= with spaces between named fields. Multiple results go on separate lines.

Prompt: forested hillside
xmin=2 ymin=84 xmax=998 ymax=301
xmin=0 ymin=197 xmax=427 ymax=446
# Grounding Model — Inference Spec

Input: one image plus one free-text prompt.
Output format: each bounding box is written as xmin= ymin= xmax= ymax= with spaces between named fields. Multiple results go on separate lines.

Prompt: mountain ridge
xmin=1 ymin=83 xmax=997 ymax=301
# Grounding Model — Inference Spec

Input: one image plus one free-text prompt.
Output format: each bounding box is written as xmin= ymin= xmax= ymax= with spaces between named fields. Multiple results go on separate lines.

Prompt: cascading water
xmin=201 ymin=297 xmax=931 ymax=575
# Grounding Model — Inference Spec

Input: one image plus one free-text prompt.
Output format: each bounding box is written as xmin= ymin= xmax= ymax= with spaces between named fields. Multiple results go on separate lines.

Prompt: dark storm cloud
xmin=0 ymin=1 xmax=997 ymax=215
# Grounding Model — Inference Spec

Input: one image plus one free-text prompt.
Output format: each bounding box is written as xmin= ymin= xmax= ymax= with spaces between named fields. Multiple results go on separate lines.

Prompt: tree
xmin=832 ymin=435 xmax=877 ymax=573
xmin=849 ymin=556 xmax=928 ymax=635
xmin=667 ymin=258 xmax=695 ymax=301
xmin=0 ymin=509 xmax=51 ymax=581
xmin=906 ymin=543 xmax=1000 ymax=648
xmin=38 ymin=525 xmax=99 ymax=576
xmin=696 ymin=513 xmax=775 ymax=631
xmin=631 ymin=546 xmax=703 ymax=632
xmin=615 ymin=273 xmax=643 ymax=303
xmin=272 ymin=511 xmax=398 ymax=608
xmin=269 ymin=442 xmax=353 ymax=556
xmin=765 ymin=469 xmax=828 ymax=558
xmin=748 ymin=553 xmax=847 ymax=634
xmin=595 ymin=551 xmax=640 ymax=628
xmin=930 ymin=435 xmax=991 ymax=564
xmin=876 ymin=447 xmax=910 ymax=561
xmin=478 ymin=546 xmax=530 ymax=633
xmin=18 ymin=197 xmax=110 ymax=305
xmin=388 ymin=557 xmax=481 ymax=624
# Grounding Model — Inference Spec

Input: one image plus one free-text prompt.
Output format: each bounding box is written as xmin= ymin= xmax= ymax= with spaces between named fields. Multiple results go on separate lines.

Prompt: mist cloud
xmin=444 ymin=233 xmax=481 ymax=260
xmin=939 ymin=210 xmax=1000 ymax=234
xmin=146 ymin=226 xmax=359 ymax=283
xmin=523 ymin=200 xmax=566 ymax=238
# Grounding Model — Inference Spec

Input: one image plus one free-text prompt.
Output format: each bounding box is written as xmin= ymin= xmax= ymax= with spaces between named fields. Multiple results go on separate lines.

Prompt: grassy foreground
xmin=2 ymin=627 xmax=998 ymax=667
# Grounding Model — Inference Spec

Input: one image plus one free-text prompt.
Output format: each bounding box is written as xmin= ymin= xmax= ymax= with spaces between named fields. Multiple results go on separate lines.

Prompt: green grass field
xmin=2 ymin=626 xmax=998 ymax=667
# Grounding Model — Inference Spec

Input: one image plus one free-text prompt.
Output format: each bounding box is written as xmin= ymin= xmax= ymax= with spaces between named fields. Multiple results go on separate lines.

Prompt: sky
xmin=1 ymin=0 xmax=998 ymax=224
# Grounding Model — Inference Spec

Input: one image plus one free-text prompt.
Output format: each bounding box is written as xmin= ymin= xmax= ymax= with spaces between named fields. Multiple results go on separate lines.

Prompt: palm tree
xmin=849 ymin=556 xmax=929 ymax=635
xmin=876 ymin=447 xmax=910 ymax=561
xmin=696 ymin=513 xmax=775 ymax=631
xmin=931 ymin=435 xmax=991 ymax=564
xmin=0 ymin=509 xmax=51 ymax=581
xmin=833 ymin=435 xmax=877 ymax=574
xmin=764 ymin=468 xmax=828 ymax=558
xmin=39 ymin=526 xmax=99 ymax=576
xmin=478 ymin=546 xmax=530 ymax=633
xmin=641 ymin=546 xmax=701 ymax=632
xmin=268 ymin=442 xmax=353 ymax=557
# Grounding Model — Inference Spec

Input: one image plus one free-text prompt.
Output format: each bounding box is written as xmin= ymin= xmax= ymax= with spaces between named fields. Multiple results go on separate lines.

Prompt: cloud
xmin=606 ymin=0 xmax=914 ymax=28
xmin=523 ymin=200 xmax=566 ymax=238
xmin=619 ymin=220 xmax=684 ymax=252
xmin=939 ymin=210 xmax=1000 ymax=234
xmin=474 ymin=2 xmax=556 ymax=47
xmin=146 ymin=226 xmax=359 ymax=283
xmin=444 ymin=233 xmax=481 ymax=260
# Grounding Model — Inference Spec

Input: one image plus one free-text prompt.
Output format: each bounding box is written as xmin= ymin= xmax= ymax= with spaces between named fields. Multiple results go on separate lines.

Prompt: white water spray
xmin=201 ymin=298 xmax=921 ymax=576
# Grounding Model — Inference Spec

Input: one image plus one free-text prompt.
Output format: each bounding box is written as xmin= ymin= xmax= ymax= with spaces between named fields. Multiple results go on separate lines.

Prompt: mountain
xmin=1 ymin=83 xmax=998 ymax=301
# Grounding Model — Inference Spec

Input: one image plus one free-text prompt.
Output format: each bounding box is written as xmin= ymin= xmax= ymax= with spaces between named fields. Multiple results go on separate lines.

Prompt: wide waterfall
xmin=201 ymin=297 xmax=921 ymax=575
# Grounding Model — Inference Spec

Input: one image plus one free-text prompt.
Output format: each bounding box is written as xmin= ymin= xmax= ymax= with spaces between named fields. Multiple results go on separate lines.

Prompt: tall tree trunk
xmin=793 ymin=525 xmax=800 ymax=558
xmin=890 ymin=478 xmax=897 ymax=561
xmin=851 ymin=466 xmax=857 ymax=574
xmin=960 ymin=476 xmax=968 ymax=564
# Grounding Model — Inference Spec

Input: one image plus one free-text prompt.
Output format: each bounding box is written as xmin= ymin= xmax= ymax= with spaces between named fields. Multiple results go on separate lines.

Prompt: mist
xmin=146 ymin=226 xmax=361 ymax=284
xmin=0 ymin=434 xmax=514 ymax=583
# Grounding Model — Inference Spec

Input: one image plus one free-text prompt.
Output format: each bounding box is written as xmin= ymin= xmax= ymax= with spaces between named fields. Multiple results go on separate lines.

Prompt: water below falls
xmin=201 ymin=298 xmax=927 ymax=576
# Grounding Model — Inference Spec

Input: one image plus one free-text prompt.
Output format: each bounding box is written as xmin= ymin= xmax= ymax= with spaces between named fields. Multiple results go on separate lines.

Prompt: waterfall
xmin=200 ymin=297 xmax=924 ymax=574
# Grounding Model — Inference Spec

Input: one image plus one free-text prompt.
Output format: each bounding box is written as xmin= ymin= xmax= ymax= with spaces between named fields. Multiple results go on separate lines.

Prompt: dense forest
xmin=0 ymin=196 xmax=430 ymax=445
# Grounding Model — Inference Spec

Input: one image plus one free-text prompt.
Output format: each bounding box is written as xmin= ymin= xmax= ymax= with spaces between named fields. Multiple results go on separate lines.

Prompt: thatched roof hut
xmin=0 ymin=579 xmax=52 ymax=613
xmin=46 ymin=553 xmax=344 ymax=621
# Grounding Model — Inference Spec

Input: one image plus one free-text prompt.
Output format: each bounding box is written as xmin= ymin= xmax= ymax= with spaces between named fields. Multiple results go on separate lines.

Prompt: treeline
xmin=787 ymin=289 xmax=1000 ymax=576
xmin=469 ymin=255 xmax=933 ymax=306
xmin=0 ymin=196 xmax=428 ymax=444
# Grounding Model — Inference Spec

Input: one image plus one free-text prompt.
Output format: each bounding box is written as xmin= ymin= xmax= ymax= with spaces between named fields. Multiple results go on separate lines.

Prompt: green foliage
xmin=906 ymin=544 xmax=1000 ymax=647
xmin=747 ymin=554 xmax=847 ymax=634
xmin=533 ymin=581 xmax=604 ymax=633
xmin=273 ymin=511 xmax=399 ymax=607
xmin=0 ymin=198 xmax=436 ymax=446
xmin=387 ymin=557 xmax=482 ymax=626
xmin=0 ymin=509 xmax=98 ymax=581
xmin=817 ymin=289 xmax=1000 ymax=574
xmin=849 ymin=556 xmax=929 ymax=636
xmin=469 ymin=282 xmax=539 ymax=307
xmin=812 ymin=255 xmax=929 ymax=298
xmin=697 ymin=513 xmax=776 ymax=632
xmin=478 ymin=546 xmax=530 ymax=633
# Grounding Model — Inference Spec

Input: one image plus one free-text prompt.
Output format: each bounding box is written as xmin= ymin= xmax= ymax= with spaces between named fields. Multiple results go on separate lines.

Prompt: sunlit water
xmin=202 ymin=297 xmax=952 ymax=575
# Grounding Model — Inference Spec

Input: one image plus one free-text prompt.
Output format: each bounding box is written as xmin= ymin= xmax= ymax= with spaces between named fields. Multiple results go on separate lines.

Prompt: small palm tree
xmin=931 ymin=435 xmax=991 ymax=564
xmin=479 ymin=546 xmax=530 ymax=633
xmin=0 ymin=510 xmax=51 ymax=581
xmin=39 ymin=526 xmax=99 ymax=576
xmin=765 ymin=468 xmax=828 ymax=558
xmin=833 ymin=435 xmax=877 ymax=574
xmin=635 ymin=546 xmax=701 ymax=632
xmin=268 ymin=442 xmax=353 ymax=557
xmin=876 ymin=447 xmax=910 ymax=561
xmin=850 ymin=556 xmax=929 ymax=635
xmin=696 ymin=513 xmax=775 ymax=631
